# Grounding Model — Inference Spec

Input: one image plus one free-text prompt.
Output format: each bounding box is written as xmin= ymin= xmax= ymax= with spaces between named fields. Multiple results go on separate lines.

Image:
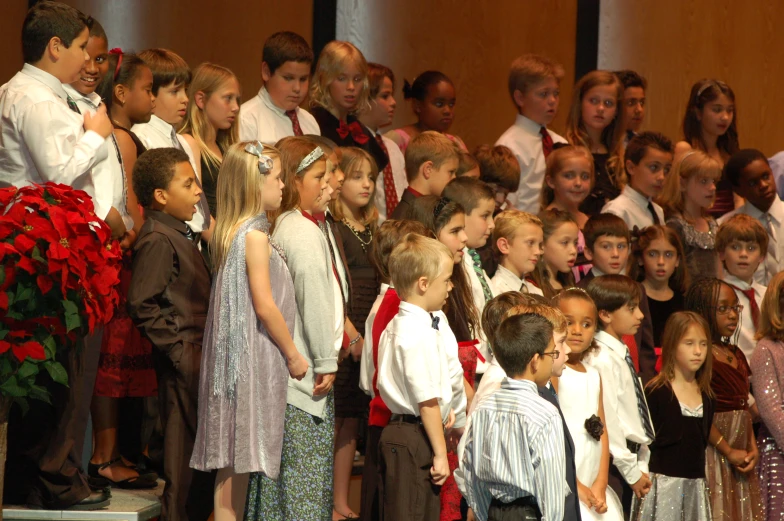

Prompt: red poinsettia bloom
xmin=12 ymin=341 xmax=45 ymax=362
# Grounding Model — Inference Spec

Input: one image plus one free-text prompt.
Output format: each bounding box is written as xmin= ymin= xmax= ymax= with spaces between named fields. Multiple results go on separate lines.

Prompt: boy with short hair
xmin=377 ymin=233 xmax=466 ymax=520
xmin=718 ymin=148 xmax=784 ymax=286
xmin=455 ymin=150 xmax=480 ymax=178
xmin=585 ymin=275 xmax=653 ymax=516
xmin=474 ymin=143 xmax=521 ymax=215
xmin=457 ymin=312 xmax=567 ymax=521
xmin=127 ymin=148 xmax=212 ymax=521
xmin=496 ymin=54 xmax=567 ymax=214
xmin=716 ymin=214 xmax=768 ymax=362
xmin=602 ymin=131 xmax=672 ymax=229
xmin=240 ymin=31 xmax=320 ymax=142
xmin=390 ymin=131 xmax=459 ymax=220
xmin=614 ymin=70 xmax=647 ymax=141
xmin=490 ymin=209 xmax=544 ymax=296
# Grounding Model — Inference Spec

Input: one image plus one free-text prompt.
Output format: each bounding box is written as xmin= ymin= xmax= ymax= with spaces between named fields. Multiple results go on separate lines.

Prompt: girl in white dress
xmin=555 ymin=288 xmax=624 ymax=520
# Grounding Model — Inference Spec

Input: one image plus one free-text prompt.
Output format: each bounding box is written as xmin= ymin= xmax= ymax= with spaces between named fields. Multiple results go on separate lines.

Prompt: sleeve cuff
xmin=312 ymin=356 xmax=338 ymax=374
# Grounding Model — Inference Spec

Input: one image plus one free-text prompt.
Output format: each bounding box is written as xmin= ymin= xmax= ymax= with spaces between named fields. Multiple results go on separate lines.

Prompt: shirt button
xmin=391 ymin=448 xmax=397 ymax=453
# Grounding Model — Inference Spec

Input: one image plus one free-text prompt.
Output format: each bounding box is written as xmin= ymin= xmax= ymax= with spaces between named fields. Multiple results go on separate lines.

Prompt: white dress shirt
xmin=464 ymin=250 xmax=499 ymax=373
xmin=377 ymin=301 xmax=466 ymax=427
xmin=131 ymin=115 xmax=207 ymax=233
xmin=0 ymin=64 xmax=107 ymax=190
xmin=718 ymin=196 xmax=784 ymax=286
xmin=360 ymin=283 xmax=390 ymax=396
xmin=602 ymin=185 xmax=665 ymax=230
xmin=495 ymin=114 xmax=567 ymax=214
xmin=490 ymin=264 xmax=544 ymax=296
xmin=372 ymin=129 xmax=407 ymax=223
xmin=468 ymin=356 xmax=507 ymax=416
xmin=585 ymin=330 xmax=652 ymax=485
xmin=239 ymin=86 xmax=320 ymax=143
xmin=723 ymin=273 xmax=767 ymax=363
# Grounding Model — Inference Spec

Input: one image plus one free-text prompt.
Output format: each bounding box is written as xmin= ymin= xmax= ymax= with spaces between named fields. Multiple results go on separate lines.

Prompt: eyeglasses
xmin=541 ymin=350 xmax=560 ymax=360
xmin=716 ymin=304 xmax=743 ymax=315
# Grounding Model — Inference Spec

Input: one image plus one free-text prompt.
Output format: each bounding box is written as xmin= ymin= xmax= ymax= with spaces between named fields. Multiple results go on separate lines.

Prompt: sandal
xmin=88 ymin=457 xmax=159 ymax=489
xmin=333 ymin=510 xmax=359 ymax=520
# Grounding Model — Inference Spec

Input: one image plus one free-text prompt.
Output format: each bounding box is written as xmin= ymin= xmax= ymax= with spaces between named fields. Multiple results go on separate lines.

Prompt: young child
xmin=457 ymin=312 xmax=566 ymax=521
xmin=243 ymin=137 xmax=336 ymax=521
xmin=659 ymin=150 xmax=722 ymax=283
xmin=584 ymin=275 xmax=652 ymax=516
xmin=566 ymin=71 xmax=625 ymax=216
xmin=359 ymin=219 xmax=430 ymax=521
xmin=555 ymin=288 xmax=624 ymax=520
xmin=630 ymin=312 xmax=715 ymax=520
xmin=189 ymin=141 xmax=308 ymax=521
xmin=751 ymin=271 xmax=784 ymax=520
xmin=578 ymin=213 xmax=630 ymax=288
xmin=376 ymin=233 xmax=466 ymax=521
xmin=127 ymin=148 xmax=211 ymax=521
xmin=474 ymin=144 xmax=520 ymax=215
xmin=530 ymin=209 xmax=579 ymax=299
xmin=634 ymin=225 xmax=688 ymax=350
xmin=602 ymin=131 xmax=673 ymax=230
xmin=719 ymin=149 xmax=783 ymax=286
xmin=675 ymin=79 xmax=739 ymax=218
xmin=358 ymin=63 xmax=406 ymax=222
xmin=614 ymin=70 xmax=647 ymax=142
xmin=181 ymin=63 xmax=240 ymax=217
xmin=455 ymin=150 xmax=479 ymax=178
xmin=385 ymin=70 xmax=467 ymax=153
xmin=685 ymin=278 xmax=763 ymax=521
xmin=490 ymin=209 xmax=544 ymax=296
xmin=240 ymin=31 xmax=319 ymax=142
xmin=390 ymin=130 xmax=459 ymax=220
xmin=495 ymin=54 xmax=567 ymax=214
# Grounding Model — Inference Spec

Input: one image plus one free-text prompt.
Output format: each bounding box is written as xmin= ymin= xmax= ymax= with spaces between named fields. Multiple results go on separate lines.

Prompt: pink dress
xmin=389 ymin=128 xmax=467 ymax=154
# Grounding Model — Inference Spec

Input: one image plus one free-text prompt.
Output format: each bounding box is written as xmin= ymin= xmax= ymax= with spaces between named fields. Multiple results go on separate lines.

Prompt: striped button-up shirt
xmin=455 ymin=377 xmax=567 ymax=521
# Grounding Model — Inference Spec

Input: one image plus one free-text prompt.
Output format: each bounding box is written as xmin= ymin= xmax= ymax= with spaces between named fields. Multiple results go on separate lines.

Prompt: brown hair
xmin=682 ymin=79 xmax=739 ymax=157
xmin=482 ymin=291 xmax=532 ymax=348
xmin=658 ymin=150 xmax=722 ymax=218
xmin=138 ymin=48 xmax=191 ymax=96
xmin=370 ymin=219 xmax=430 ymax=284
xmin=540 ymin=145 xmax=595 ymax=210
xmin=507 ymin=54 xmax=564 ymax=104
xmin=583 ymin=213 xmax=629 ymax=251
xmin=271 ymin=136 xmax=328 ymax=229
xmin=757 ymin=271 xmax=784 ymax=342
xmin=623 ymin=131 xmax=674 ymax=189
xmin=455 ymin=150 xmax=479 ymax=177
xmin=630 ymin=225 xmax=689 ymax=293
xmin=507 ymin=302 xmax=567 ymax=333
xmin=441 ymin=176 xmax=495 ymax=214
xmin=647 ymin=311 xmax=713 ymax=396
xmin=475 ymin=144 xmax=521 ymax=192
xmin=586 ymin=275 xmax=641 ymax=330
xmin=530 ymin=209 xmax=577 ymax=298
xmin=404 ymin=130 xmax=459 ymax=183
xmin=262 ymin=31 xmax=313 ymax=74
xmin=715 ymin=214 xmax=769 ymax=253
xmin=367 ymin=62 xmax=395 ymax=99
xmin=330 ymin=146 xmax=379 ymax=227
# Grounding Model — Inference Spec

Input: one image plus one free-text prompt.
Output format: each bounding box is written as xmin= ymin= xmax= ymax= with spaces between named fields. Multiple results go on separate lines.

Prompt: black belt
xmin=489 ymin=496 xmax=538 ymax=509
xmin=627 ymin=440 xmax=641 ymax=454
xmin=389 ymin=414 xmax=422 ymax=425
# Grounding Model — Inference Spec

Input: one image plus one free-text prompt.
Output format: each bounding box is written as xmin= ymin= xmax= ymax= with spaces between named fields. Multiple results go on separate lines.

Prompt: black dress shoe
xmin=64 ymin=490 xmax=111 ymax=511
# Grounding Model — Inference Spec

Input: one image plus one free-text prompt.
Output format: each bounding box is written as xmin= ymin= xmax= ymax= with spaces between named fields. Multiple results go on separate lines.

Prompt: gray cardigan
xmin=273 ymin=210 xmax=338 ymax=418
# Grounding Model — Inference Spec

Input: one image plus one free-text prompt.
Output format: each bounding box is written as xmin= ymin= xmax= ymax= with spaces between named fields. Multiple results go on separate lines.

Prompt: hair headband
xmin=695 ymin=79 xmax=727 ymax=102
xmin=244 ymin=141 xmax=274 ymax=175
xmin=109 ymin=48 xmax=123 ymax=81
xmin=296 ymin=146 xmax=325 ymax=174
xmin=433 ymin=197 xmax=450 ymax=219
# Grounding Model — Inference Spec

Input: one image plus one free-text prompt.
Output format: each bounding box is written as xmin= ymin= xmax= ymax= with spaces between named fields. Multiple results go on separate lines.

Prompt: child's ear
xmin=261 ymin=62 xmax=272 ymax=83
xmin=194 ymin=90 xmax=207 ymax=110
xmin=598 ymin=309 xmax=612 ymax=326
xmin=545 ymin=174 xmax=556 ymax=190
xmin=47 ymin=36 xmax=62 ymax=61
xmin=421 ymin=160 xmax=434 ymax=180
xmin=497 ymin=237 xmax=511 ymax=255
xmin=114 ymin=83 xmax=127 ymax=106
xmin=529 ymin=353 xmax=540 ymax=375
xmin=153 ymin=187 xmax=167 ymax=207
xmin=584 ymin=247 xmax=594 ymax=261
xmin=416 ymin=275 xmax=430 ymax=294
xmin=718 ymin=250 xmax=726 ymax=263
xmin=512 ymin=89 xmax=526 ymax=111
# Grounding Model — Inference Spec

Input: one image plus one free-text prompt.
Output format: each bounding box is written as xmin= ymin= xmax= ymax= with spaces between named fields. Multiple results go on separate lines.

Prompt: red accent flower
xmin=13 ymin=341 xmax=45 ymax=362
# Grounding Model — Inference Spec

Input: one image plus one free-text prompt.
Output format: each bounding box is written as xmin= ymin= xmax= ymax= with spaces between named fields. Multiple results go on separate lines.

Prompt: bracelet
xmin=714 ymin=435 xmax=725 ymax=448
xmin=348 ymin=334 xmax=362 ymax=347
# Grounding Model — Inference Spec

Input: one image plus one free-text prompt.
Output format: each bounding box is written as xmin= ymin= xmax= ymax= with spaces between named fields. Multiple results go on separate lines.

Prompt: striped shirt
xmin=455 ymin=377 xmax=567 ymax=521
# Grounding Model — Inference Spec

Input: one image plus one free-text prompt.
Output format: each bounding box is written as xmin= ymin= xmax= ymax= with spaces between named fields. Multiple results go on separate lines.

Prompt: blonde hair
xmin=647 ymin=311 xmax=713 ymax=396
xmin=181 ymin=63 xmax=240 ymax=177
xmin=540 ymin=145 xmax=595 ymax=210
xmin=330 ymin=147 xmax=379 ymax=227
xmin=565 ymin=70 xmax=625 ymax=189
xmin=309 ymin=40 xmax=370 ymax=116
xmin=271 ymin=136 xmax=328 ymax=229
xmin=657 ymin=150 xmax=722 ymax=218
xmin=758 ymin=271 xmax=784 ymax=342
xmin=210 ymin=141 xmax=280 ymax=270
xmin=389 ymin=233 xmax=452 ymax=300
xmin=492 ymin=209 xmax=543 ymax=257
xmin=506 ymin=302 xmax=568 ymax=333
xmin=507 ymin=54 xmax=564 ymax=103
xmin=404 ymin=130 xmax=459 ymax=183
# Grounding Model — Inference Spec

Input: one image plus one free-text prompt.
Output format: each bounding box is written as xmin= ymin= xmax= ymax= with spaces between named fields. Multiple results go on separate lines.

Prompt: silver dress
xmin=190 ymin=214 xmax=293 ymax=476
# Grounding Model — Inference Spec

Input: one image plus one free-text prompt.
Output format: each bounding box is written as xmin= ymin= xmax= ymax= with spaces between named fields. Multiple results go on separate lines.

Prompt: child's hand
xmin=631 ymin=473 xmax=652 ymax=498
xmin=738 ymin=445 xmax=759 ymax=474
xmin=313 ymin=372 xmax=335 ymax=395
xmin=430 ymin=453 xmax=450 ymax=485
xmin=446 ymin=427 xmax=464 ymax=452
xmin=466 ymin=508 xmax=475 ymax=521
xmin=590 ymin=482 xmax=608 ymax=514
xmin=577 ymin=482 xmax=598 ymax=509
xmin=350 ymin=336 xmax=364 ymax=362
xmin=443 ymin=409 xmax=456 ymax=430
xmin=84 ymin=104 xmax=113 ymax=139
xmin=287 ymin=352 xmax=309 ymax=380
xmin=727 ymin=448 xmax=749 ymax=468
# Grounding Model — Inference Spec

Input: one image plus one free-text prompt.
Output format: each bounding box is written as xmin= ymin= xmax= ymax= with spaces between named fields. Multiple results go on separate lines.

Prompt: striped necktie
xmin=66 ymin=95 xmax=81 ymax=114
xmin=624 ymin=350 xmax=655 ymax=440
xmin=467 ymin=248 xmax=493 ymax=302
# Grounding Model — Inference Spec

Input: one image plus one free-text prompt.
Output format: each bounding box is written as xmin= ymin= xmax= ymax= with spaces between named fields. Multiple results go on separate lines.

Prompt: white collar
xmin=723 ymin=273 xmax=762 ymax=292
xmin=259 ymin=86 xmax=289 ymax=117
xmin=594 ymin=330 xmax=628 ymax=357
xmin=514 ymin=113 xmax=547 ymax=136
xmin=398 ymin=300 xmax=438 ymax=325
xmin=146 ymin=114 xmax=176 ymax=136
xmin=623 ymin=185 xmax=654 ymax=209
xmin=743 ymin=196 xmax=784 ymax=225
xmin=496 ymin=264 xmax=524 ymax=285
xmin=23 ymin=63 xmax=68 ymax=101
xmin=590 ymin=266 xmax=606 ymax=278
xmin=61 ymin=83 xmax=101 ymax=108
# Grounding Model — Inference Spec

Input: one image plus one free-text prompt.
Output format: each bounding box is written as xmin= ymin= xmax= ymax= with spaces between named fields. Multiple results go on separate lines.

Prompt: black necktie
xmin=647 ymin=201 xmax=661 ymax=225
xmin=66 ymin=95 xmax=81 ymax=114
xmin=430 ymin=314 xmax=440 ymax=330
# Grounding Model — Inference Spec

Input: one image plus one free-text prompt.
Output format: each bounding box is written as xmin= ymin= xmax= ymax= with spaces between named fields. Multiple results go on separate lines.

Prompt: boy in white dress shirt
xmin=377 ymin=233 xmax=466 ymax=521
xmin=490 ymin=209 xmax=544 ymax=296
xmin=239 ymin=31 xmax=320 ymax=143
xmin=496 ymin=54 xmax=567 ymax=214
xmin=585 ymin=275 xmax=653 ymax=516
xmin=602 ymin=132 xmax=673 ymax=230
xmin=717 ymin=214 xmax=768 ymax=362
xmin=718 ymin=149 xmax=784 ymax=286
xmin=358 ymin=63 xmax=407 ymax=223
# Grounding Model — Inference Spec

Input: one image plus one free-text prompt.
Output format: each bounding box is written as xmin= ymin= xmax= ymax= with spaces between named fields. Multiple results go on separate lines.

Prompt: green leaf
xmin=12 ymin=396 xmax=29 ymax=416
xmin=16 ymin=360 xmax=39 ymax=380
xmin=28 ymin=384 xmax=51 ymax=404
xmin=0 ymin=357 xmax=12 ymax=378
xmin=0 ymin=268 xmax=4 ymax=286
xmin=15 ymin=285 xmax=33 ymax=302
xmin=31 ymin=245 xmax=45 ymax=263
xmin=44 ymin=361 xmax=68 ymax=387
xmin=0 ymin=376 xmax=27 ymax=397
xmin=43 ymin=336 xmax=56 ymax=359
xmin=5 ymin=310 xmax=24 ymax=320
xmin=62 ymin=300 xmax=79 ymax=315
xmin=65 ymin=312 xmax=81 ymax=332
xmin=0 ymin=329 xmax=8 ymax=340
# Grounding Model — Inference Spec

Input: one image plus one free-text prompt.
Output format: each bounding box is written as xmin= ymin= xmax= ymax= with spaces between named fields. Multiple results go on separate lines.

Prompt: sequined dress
xmin=190 ymin=215 xmax=292 ymax=476
xmin=666 ymin=216 xmax=719 ymax=285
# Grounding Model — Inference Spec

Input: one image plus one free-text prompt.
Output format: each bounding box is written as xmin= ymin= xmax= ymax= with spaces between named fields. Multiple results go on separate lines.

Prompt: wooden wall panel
xmin=336 ymin=0 xmax=578 ymax=150
xmin=598 ymin=0 xmax=784 ymax=156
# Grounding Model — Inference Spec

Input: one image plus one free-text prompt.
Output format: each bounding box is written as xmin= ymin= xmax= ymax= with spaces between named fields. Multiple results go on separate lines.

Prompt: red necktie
xmin=731 ymin=284 xmax=760 ymax=328
xmin=540 ymin=127 xmax=554 ymax=158
xmin=374 ymin=134 xmax=399 ymax=216
xmin=285 ymin=109 xmax=303 ymax=136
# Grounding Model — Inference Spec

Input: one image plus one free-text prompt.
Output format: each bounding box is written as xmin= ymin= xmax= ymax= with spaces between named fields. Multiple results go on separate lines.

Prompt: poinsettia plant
xmin=0 ymin=183 xmax=123 ymax=413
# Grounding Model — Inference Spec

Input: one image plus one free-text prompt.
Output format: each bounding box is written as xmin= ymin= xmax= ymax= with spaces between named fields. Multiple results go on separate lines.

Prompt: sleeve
xmin=534 ymin=413 xmax=566 ymax=521
xmin=239 ymin=110 xmax=258 ymax=142
xmin=126 ymin=235 xmax=180 ymax=356
xmin=447 ymin=338 xmax=467 ymax=428
xmin=19 ymin=101 xmax=107 ymax=186
xmin=455 ymin=415 xmax=492 ymax=521
xmin=359 ymin=308 xmax=376 ymax=396
xmin=751 ymin=342 xmax=784 ymax=447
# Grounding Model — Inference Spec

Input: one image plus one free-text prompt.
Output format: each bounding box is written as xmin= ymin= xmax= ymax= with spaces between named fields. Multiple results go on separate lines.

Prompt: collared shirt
xmin=456 ymin=377 xmax=567 ymax=521
xmin=360 ymin=283 xmax=390 ymax=396
xmin=723 ymin=273 xmax=767 ymax=363
xmin=468 ymin=356 xmax=507 ymax=416
xmin=371 ymin=128 xmax=407 ymax=223
xmin=490 ymin=264 xmax=544 ymax=296
xmin=495 ymin=114 xmax=567 ymax=214
xmin=602 ymin=185 xmax=665 ymax=230
xmin=463 ymin=248 xmax=499 ymax=373
xmin=585 ymin=330 xmax=652 ymax=485
xmin=239 ymin=86 xmax=320 ymax=143
xmin=718 ymin=196 xmax=784 ymax=286
xmin=0 ymin=64 xmax=107 ymax=188
xmin=377 ymin=301 xmax=466 ymax=426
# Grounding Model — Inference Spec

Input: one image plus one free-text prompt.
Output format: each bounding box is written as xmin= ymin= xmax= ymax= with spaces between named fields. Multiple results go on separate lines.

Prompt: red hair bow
xmin=336 ymin=120 xmax=369 ymax=145
xmin=109 ymin=48 xmax=123 ymax=80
